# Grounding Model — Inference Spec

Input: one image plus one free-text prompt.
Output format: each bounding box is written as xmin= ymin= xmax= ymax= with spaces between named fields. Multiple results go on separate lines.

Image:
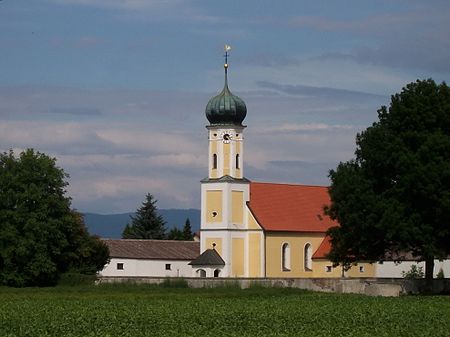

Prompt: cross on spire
xmin=224 ymin=44 xmax=231 ymax=73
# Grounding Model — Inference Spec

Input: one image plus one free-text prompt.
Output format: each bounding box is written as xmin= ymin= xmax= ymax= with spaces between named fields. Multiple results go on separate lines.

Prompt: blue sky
xmin=1 ymin=0 xmax=449 ymax=214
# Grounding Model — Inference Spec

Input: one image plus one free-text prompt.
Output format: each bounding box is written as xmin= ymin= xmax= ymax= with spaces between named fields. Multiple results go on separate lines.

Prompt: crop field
xmin=0 ymin=283 xmax=449 ymax=337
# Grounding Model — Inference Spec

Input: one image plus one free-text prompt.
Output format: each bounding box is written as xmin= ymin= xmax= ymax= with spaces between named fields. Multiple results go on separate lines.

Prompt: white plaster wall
xmin=191 ymin=266 xmax=223 ymax=277
xmin=100 ymin=258 xmax=194 ymax=277
xmin=375 ymin=259 xmax=450 ymax=278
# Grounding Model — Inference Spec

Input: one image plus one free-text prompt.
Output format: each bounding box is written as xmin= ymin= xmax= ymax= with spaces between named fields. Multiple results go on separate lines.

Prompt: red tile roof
xmin=248 ymin=182 xmax=337 ymax=232
xmin=102 ymin=239 xmax=200 ymax=260
xmin=312 ymin=236 xmax=332 ymax=259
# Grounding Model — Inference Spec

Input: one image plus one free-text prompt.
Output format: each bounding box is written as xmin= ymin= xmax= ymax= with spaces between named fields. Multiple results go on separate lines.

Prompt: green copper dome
xmin=205 ymin=66 xmax=247 ymax=126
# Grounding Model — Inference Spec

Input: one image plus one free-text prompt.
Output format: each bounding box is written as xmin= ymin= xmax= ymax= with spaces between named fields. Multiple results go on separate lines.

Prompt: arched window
xmin=196 ymin=269 xmax=206 ymax=278
xmin=304 ymin=243 xmax=312 ymax=271
xmin=214 ymin=269 xmax=221 ymax=278
xmin=235 ymin=154 xmax=240 ymax=169
xmin=282 ymin=243 xmax=291 ymax=271
xmin=212 ymin=154 xmax=217 ymax=169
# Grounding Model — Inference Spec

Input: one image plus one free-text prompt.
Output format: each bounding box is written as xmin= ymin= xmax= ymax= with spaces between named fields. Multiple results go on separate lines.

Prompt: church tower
xmin=199 ymin=46 xmax=251 ymax=277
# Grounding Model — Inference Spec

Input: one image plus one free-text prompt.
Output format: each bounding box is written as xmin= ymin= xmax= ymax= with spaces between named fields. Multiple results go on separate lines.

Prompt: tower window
xmin=213 ymin=154 xmax=217 ymax=169
xmin=236 ymin=154 xmax=240 ymax=169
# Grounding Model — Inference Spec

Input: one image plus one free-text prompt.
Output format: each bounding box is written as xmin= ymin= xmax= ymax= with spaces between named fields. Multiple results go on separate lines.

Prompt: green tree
xmin=122 ymin=194 xmax=166 ymax=239
xmin=167 ymin=227 xmax=184 ymax=240
xmin=326 ymin=79 xmax=450 ymax=287
xmin=166 ymin=218 xmax=194 ymax=241
xmin=182 ymin=218 xmax=193 ymax=240
xmin=0 ymin=149 xmax=109 ymax=287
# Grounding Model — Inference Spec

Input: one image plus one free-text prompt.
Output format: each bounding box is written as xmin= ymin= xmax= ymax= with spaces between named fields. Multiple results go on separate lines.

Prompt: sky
xmin=1 ymin=0 xmax=449 ymax=214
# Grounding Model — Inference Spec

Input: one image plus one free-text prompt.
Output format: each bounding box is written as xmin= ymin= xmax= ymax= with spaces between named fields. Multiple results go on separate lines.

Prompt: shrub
xmin=402 ymin=265 xmax=424 ymax=279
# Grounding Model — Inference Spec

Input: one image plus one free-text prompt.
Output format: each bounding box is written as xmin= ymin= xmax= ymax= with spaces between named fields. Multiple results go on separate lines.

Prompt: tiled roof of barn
xmin=102 ymin=239 xmax=200 ymax=260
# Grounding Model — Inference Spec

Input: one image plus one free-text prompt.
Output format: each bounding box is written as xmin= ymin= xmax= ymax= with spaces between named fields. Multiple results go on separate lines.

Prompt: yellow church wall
xmin=206 ymin=190 xmax=223 ymax=223
xmin=232 ymin=238 xmax=245 ymax=277
xmin=248 ymin=233 xmax=261 ymax=277
xmin=265 ymin=233 xmax=326 ymax=278
xmin=247 ymin=210 xmax=262 ymax=230
xmin=205 ymin=238 xmax=223 ymax=256
xmin=231 ymin=191 xmax=244 ymax=224
xmin=210 ymin=141 xmax=217 ymax=179
xmin=223 ymin=143 xmax=230 ymax=176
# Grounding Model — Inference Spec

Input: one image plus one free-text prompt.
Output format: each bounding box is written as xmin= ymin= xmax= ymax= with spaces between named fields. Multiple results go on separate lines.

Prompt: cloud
xmin=287 ymin=10 xmax=450 ymax=75
xmin=49 ymin=107 xmax=102 ymax=116
xmin=257 ymin=81 xmax=384 ymax=100
xmin=48 ymin=0 xmax=222 ymax=24
xmin=288 ymin=11 xmax=447 ymax=36
xmin=0 ymin=84 xmax=385 ymax=212
xmin=73 ymin=37 xmax=103 ymax=49
xmin=49 ymin=0 xmax=185 ymax=11
xmin=255 ymin=123 xmax=357 ymax=134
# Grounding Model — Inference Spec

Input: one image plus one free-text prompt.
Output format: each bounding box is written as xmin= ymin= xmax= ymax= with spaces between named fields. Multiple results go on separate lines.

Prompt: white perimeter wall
xmin=375 ymin=259 xmax=450 ymax=278
xmin=100 ymin=258 xmax=193 ymax=277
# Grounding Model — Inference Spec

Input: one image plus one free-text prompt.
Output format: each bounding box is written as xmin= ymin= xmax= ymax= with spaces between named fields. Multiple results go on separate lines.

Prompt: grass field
xmin=0 ymin=283 xmax=449 ymax=337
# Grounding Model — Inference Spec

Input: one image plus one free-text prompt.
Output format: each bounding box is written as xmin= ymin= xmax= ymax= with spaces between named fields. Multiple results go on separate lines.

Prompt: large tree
xmin=122 ymin=193 xmax=166 ymax=239
xmin=0 ymin=149 xmax=109 ymax=286
xmin=326 ymin=79 xmax=450 ymax=286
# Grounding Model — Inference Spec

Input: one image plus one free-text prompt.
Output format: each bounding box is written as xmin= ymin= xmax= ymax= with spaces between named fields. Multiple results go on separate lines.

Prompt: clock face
xmin=220 ymin=131 xmax=232 ymax=143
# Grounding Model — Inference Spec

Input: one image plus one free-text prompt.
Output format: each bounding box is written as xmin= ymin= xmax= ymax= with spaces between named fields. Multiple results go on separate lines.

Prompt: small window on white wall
xmin=165 ymin=264 xmax=171 ymax=270
xmin=359 ymin=266 xmax=365 ymax=273
xmin=117 ymin=263 xmax=124 ymax=270
xmin=282 ymin=243 xmax=291 ymax=271
xmin=304 ymin=243 xmax=313 ymax=271
xmin=326 ymin=266 xmax=332 ymax=273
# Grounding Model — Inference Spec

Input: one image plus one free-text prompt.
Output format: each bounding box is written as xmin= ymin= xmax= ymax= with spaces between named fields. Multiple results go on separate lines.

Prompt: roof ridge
xmin=251 ymin=181 xmax=329 ymax=188
xmin=102 ymin=239 xmax=198 ymax=243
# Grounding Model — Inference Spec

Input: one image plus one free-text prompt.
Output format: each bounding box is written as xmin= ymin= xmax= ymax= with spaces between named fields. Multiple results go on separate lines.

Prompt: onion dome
xmin=205 ymin=48 xmax=247 ymax=126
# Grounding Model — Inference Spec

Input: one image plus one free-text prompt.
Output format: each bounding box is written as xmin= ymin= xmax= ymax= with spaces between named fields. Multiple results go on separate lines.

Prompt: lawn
xmin=0 ymin=283 xmax=448 ymax=337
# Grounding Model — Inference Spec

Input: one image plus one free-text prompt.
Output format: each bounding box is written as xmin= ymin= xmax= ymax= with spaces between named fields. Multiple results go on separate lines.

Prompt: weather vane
xmin=224 ymin=44 xmax=231 ymax=71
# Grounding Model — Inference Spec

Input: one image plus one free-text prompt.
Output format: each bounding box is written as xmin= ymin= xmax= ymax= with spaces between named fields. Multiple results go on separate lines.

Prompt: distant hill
xmin=83 ymin=209 xmax=200 ymax=239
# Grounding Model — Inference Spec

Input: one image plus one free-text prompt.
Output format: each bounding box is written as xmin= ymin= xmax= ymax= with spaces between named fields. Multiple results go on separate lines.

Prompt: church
xmin=100 ymin=50 xmax=449 ymax=280
xmin=188 ymin=49 xmax=375 ymax=279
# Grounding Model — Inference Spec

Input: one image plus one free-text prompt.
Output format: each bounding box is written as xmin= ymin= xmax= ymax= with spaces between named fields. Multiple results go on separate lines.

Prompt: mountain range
xmin=83 ymin=209 xmax=200 ymax=239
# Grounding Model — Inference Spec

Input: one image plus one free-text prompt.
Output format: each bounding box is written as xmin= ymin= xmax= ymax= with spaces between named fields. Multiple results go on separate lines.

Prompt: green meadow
xmin=0 ymin=283 xmax=448 ymax=337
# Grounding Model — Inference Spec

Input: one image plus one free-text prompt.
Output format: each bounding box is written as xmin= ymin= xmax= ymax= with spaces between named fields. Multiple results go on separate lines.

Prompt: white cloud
xmin=0 ymin=84 xmax=380 ymax=212
xmin=222 ymin=57 xmax=412 ymax=96
xmin=49 ymin=0 xmax=185 ymax=11
xmin=255 ymin=123 xmax=357 ymax=133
